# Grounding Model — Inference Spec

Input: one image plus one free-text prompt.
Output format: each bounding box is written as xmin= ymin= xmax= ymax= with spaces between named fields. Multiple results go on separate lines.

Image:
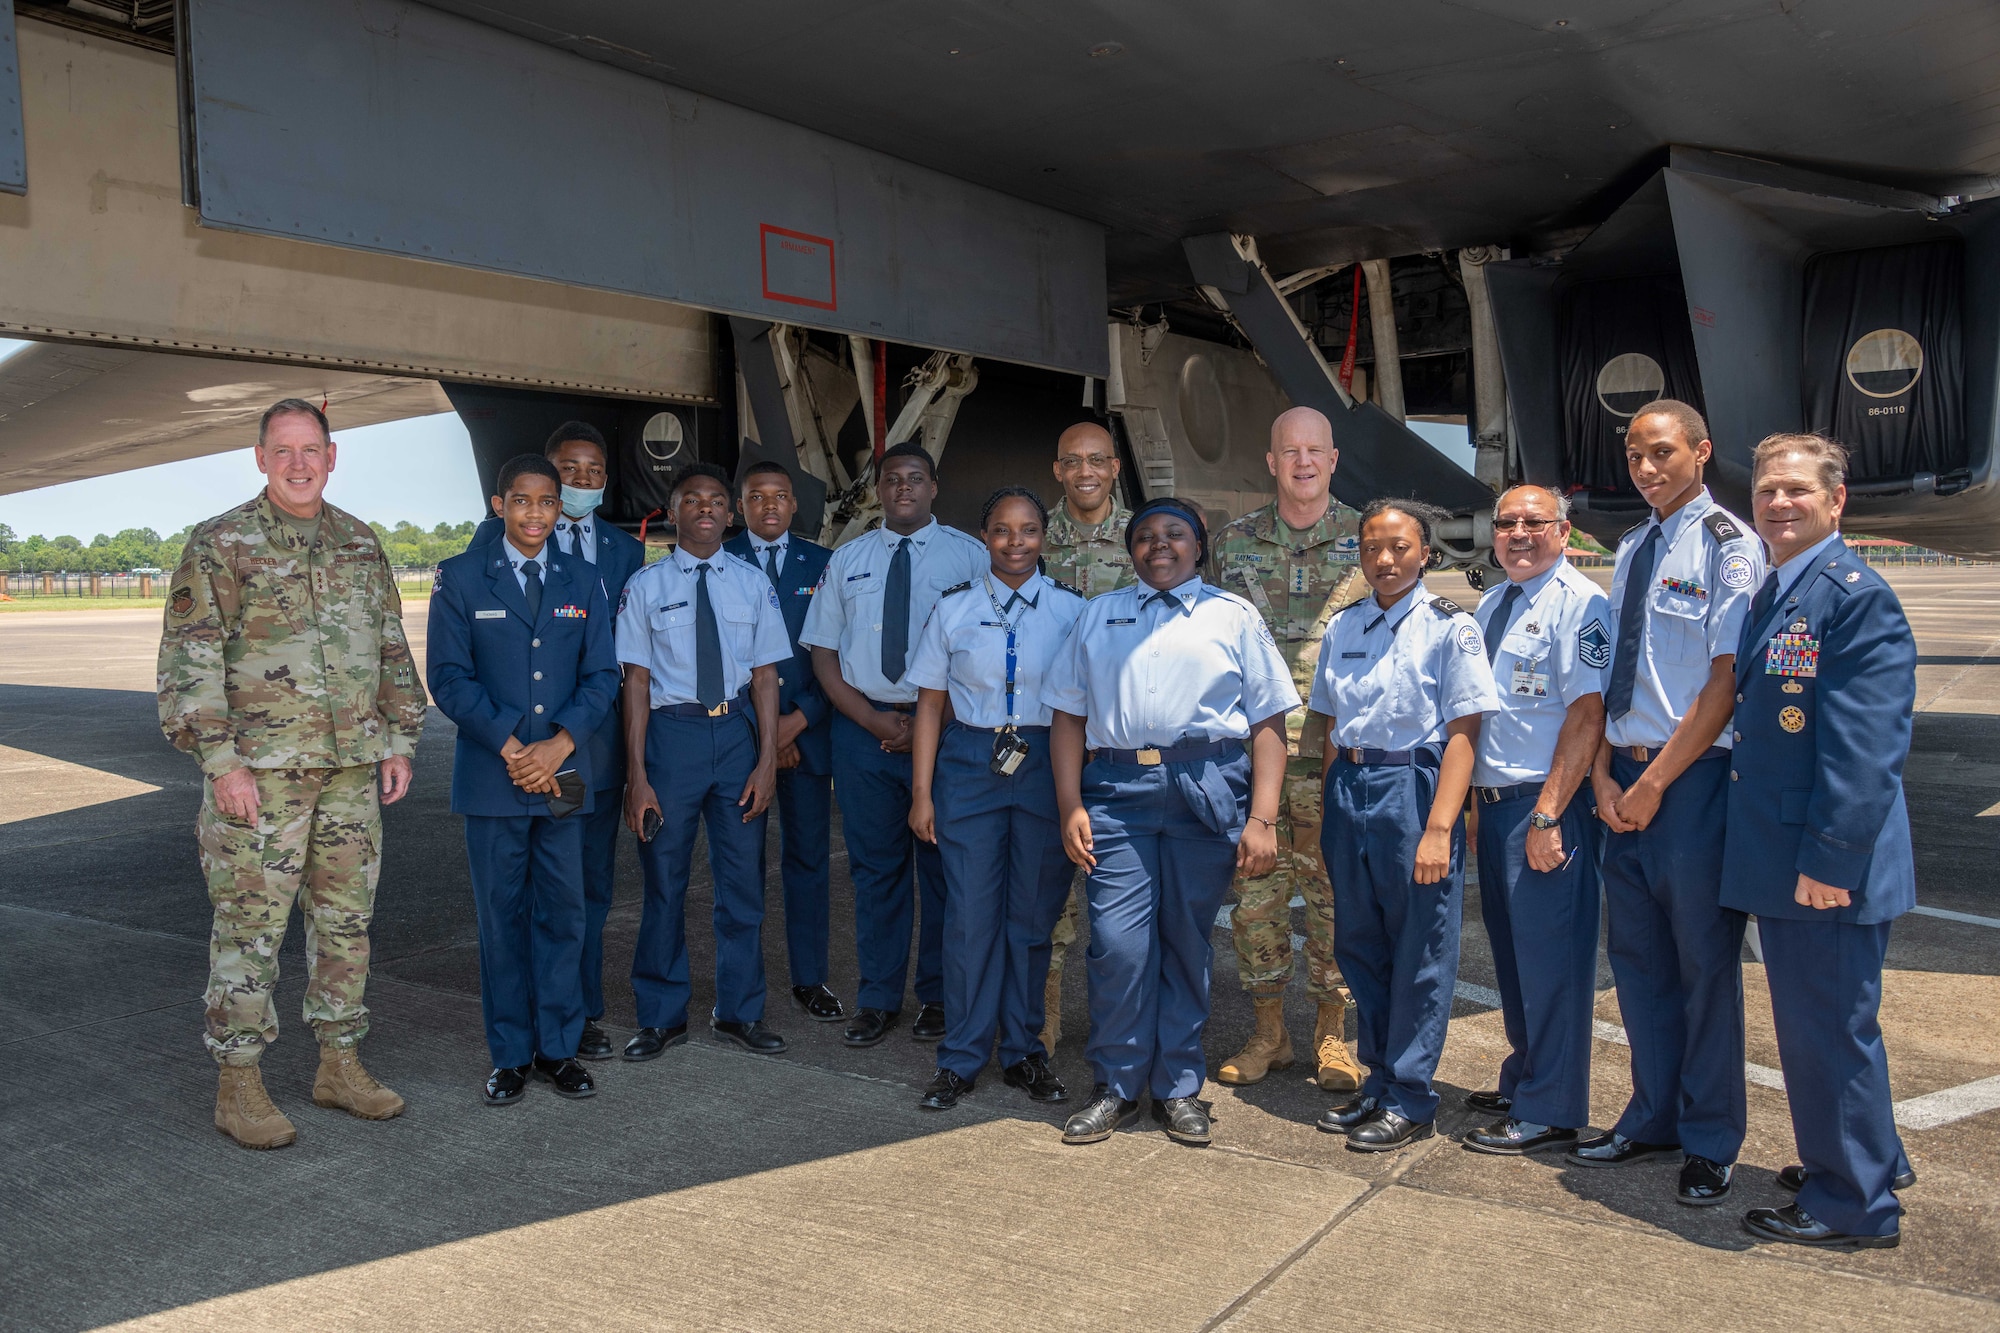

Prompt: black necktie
xmin=521 ymin=558 xmax=542 ymax=621
xmin=881 ymin=537 xmax=912 ymax=683
xmin=1605 ymin=525 xmax=1662 ymax=719
xmin=1747 ymin=571 xmax=1780 ymax=638
xmin=695 ymin=562 xmax=724 ymax=708
xmin=1147 ymin=589 xmax=1180 ymax=612
xmin=763 ymin=543 xmax=781 ymax=587
xmin=1484 ymin=583 xmax=1523 ymax=663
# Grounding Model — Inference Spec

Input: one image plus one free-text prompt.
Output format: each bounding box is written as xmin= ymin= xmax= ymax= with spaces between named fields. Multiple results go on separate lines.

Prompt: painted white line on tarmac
xmin=1912 ymin=903 xmax=2000 ymax=927
xmin=1894 ymin=1074 xmax=2000 ymax=1131
xmin=1449 ymin=980 xmax=1786 ymax=1089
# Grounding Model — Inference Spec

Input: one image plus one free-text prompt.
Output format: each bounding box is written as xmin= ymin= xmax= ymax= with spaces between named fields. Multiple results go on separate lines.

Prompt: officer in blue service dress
xmin=801 ymin=442 xmax=988 ymax=1048
xmin=907 ymin=487 xmax=1086 ymax=1111
xmin=1460 ymin=485 xmax=1609 ymax=1155
xmin=725 ymin=462 xmax=844 ymax=1024
xmin=1044 ymin=495 xmax=1299 ymax=1148
xmin=1729 ymin=434 xmax=1916 ymax=1249
xmin=469 ymin=422 xmax=647 ymax=1062
xmin=617 ymin=463 xmax=795 ymax=1060
xmin=1572 ymin=399 xmax=1766 ymax=1208
xmin=428 ymin=454 xmax=621 ymax=1104
xmin=1310 ymin=499 xmax=1498 ymax=1151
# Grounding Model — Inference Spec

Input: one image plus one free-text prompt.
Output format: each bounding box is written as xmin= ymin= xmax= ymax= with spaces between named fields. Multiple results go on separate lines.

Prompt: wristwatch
xmin=1528 ymin=811 xmax=1561 ymax=830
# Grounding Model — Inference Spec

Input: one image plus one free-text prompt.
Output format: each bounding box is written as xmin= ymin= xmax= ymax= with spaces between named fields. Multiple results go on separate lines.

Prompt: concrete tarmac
xmin=1 ymin=567 xmax=1997 ymax=1330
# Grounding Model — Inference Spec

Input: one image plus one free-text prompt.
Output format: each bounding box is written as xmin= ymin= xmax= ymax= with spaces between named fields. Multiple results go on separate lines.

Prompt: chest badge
xmin=1782 ymin=680 xmax=1803 ymax=694
xmin=1778 ymin=706 xmax=1806 ymax=733
xmin=1788 ymin=619 xmax=1808 ymax=633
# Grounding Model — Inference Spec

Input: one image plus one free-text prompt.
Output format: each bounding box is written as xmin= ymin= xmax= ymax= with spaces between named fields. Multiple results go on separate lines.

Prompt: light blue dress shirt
xmin=1603 ymin=487 xmax=1765 ymax=749
xmin=553 ymin=513 xmax=596 ymax=564
xmin=1044 ymin=576 xmax=1301 ymax=750
xmin=1772 ymin=530 xmax=1845 ymax=602
xmin=906 ymin=572 xmax=1086 ymax=728
xmin=1472 ymin=561 xmax=1611 ymax=786
xmin=500 ymin=538 xmax=548 ymax=592
xmin=614 ymin=547 xmax=793 ymax=708
xmin=746 ymin=533 xmax=789 ymax=580
xmin=798 ymin=519 xmax=988 ymax=703
xmin=1309 ymin=585 xmax=1500 ymax=752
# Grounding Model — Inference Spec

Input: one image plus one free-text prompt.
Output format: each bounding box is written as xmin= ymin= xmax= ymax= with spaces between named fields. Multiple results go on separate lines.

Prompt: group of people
xmin=158 ymin=390 xmax=1917 ymax=1254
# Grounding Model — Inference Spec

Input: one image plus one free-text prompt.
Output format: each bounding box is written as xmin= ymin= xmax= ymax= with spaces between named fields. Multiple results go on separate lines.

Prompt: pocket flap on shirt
xmin=1649 ymin=586 xmax=1707 ymax=621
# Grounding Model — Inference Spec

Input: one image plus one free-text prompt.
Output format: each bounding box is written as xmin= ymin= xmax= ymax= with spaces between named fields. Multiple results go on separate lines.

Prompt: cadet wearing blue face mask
xmin=1310 ymin=498 xmax=1498 ymax=1152
xmin=1045 ymin=496 xmax=1298 ymax=1149
xmin=906 ymin=487 xmax=1086 ymax=1112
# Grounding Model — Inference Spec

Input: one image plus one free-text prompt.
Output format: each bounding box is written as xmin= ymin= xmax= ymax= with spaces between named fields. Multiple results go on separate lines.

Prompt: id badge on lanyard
xmin=987 ymin=581 xmax=1031 ymax=776
xmin=1510 ymin=660 xmax=1550 ymax=698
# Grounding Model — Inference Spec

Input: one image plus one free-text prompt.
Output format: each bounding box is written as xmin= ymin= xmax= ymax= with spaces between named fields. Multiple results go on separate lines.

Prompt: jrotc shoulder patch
xmin=1454 ymin=623 xmax=1483 ymax=655
xmin=1720 ymin=552 xmax=1754 ymax=590
xmin=1578 ymin=618 xmax=1612 ymax=669
xmin=617 ymin=587 xmax=630 ymax=615
xmin=432 ymin=566 xmax=445 ymax=593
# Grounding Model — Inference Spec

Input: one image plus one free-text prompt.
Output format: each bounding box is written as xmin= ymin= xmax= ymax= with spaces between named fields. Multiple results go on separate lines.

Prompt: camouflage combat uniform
xmin=1209 ymin=500 xmax=1364 ymax=999
xmin=158 ymin=493 xmax=426 ymax=1067
xmin=1039 ymin=500 xmax=1134 ymax=990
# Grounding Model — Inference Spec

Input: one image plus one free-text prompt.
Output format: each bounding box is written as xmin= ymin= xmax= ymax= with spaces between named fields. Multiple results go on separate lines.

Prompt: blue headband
xmin=1126 ymin=496 xmax=1209 ymax=561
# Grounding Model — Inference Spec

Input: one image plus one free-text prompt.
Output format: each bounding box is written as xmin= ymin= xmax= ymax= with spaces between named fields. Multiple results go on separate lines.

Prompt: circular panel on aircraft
xmin=1596 ymin=353 xmax=1665 ymax=418
xmin=642 ymin=411 xmax=685 ymax=462
xmin=1178 ymin=353 xmax=1230 ymax=464
xmin=1846 ymin=328 xmax=1923 ymax=399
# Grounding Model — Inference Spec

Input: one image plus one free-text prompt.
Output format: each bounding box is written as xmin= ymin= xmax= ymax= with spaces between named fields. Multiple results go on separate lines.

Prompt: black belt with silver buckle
xmin=1335 ymin=747 xmax=1417 ymax=766
xmin=953 ymin=722 xmax=1050 ymax=736
xmin=869 ymin=699 xmax=917 ymax=714
xmin=1476 ymin=781 xmax=1545 ymax=805
xmin=1093 ymin=737 xmax=1239 ymax=767
xmin=657 ymin=691 xmax=748 ymax=718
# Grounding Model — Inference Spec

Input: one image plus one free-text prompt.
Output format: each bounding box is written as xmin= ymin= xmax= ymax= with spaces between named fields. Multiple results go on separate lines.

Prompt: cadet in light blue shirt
xmin=1573 ymin=399 xmax=1764 ymax=1208
xmin=905 ymin=487 xmax=1087 ymax=1113
xmin=799 ymin=442 xmax=988 ymax=1047
xmin=1461 ymin=486 xmax=1610 ymax=1158
xmin=1045 ymin=496 xmax=1299 ymax=1149
xmin=1308 ymin=498 xmax=1498 ymax=1150
xmin=616 ymin=546 xmax=794 ymax=709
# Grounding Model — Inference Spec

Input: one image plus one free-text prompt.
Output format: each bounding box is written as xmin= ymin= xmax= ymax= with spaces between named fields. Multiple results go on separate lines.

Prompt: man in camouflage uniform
xmin=1208 ymin=405 xmax=1367 ymax=1091
xmin=1037 ymin=421 xmax=1134 ymax=1053
xmin=158 ymin=399 xmax=427 ymax=1149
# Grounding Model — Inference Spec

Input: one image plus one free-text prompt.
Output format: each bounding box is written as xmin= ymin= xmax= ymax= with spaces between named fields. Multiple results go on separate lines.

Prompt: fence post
xmin=139 ymin=573 xmax=154 ymax=599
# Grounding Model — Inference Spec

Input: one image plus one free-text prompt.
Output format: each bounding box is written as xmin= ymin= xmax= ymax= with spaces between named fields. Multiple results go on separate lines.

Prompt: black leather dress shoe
xmin=1345 ymin=1108 xmax=1435 ymax=1152
xmin=576 ymin=1020 xmax=615 ymax=1062
xmin=1744 ymin=1203 xmax=1899 ymax=1249
xmin=1777 ymin=1162 xmax=1917 ymax=1193
xmin=1152 ymin=1096 xmax=1211 ymax=1146
xmin=919 ymin=1068 xmax=974 ymax=1111
xmin=1677 ymin=1154 xmax=1734 ymax=1205
xmin=1315 ymin=1094 xmax=1379 ymax=1134
xmin=622 ymin=1025 xmax=689 ymax=1062
xmin=844 ymin=1007 xmax=900 ymax=1048
xmin=1565 ymin=1132 xmax=1681 ymax=1168
xmin=911 ymin=1003 xmax=947 ymax=1041
xmin=483 ymin=1064 xmax=529 ymax=1106
xmin=1002 ymin=1053 xmax=1068 ymax=1103
xmin=1061 ymin=1084 xmax=1140 ymax=1144
xmin=532 ymin=1055 xmax=598 ymax=1099
xmin=1462 ymin=1118 xmax=1579 ymax=1156
xmin=1465 ymin=1089 xmax=1512 ymax=1115
xmin=792 ymin=984 xmax=847 ymax=1022
xmin=712 ymin=1019 xmax=787 ymax=1053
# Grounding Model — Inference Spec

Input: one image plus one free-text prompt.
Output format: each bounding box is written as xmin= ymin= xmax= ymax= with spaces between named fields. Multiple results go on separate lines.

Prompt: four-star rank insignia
xmin=1779 ymin=706 xmax=1806 ymax=733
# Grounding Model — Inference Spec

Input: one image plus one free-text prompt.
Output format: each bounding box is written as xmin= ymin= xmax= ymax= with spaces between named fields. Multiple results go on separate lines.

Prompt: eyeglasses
xmin=1492 ymin=517 xmax=1560 ymax=534
xmin=1056 ymin=453 xmax=1116 ymax=473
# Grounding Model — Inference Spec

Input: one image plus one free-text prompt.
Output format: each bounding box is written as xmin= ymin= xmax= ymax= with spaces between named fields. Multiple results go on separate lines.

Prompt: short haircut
xmin=1752 ymin=432 xmax=1848 ymax=495
xmin=258 ymin=398 xmax=331 ymax=448
xmin=880 ymin=440 xmax=937 ymax=480
xmin=1632 ymin=398 xmax=1710 ymax=449
xmin=543 ymin=420 xmax=607 ymax=457
xmin=670 ymin=460 xmax=733 ymax=502
xmin=740 ymin=460 xmax=795 ymax=492
xmin=1359 ymin=495 xmax=1447 ymax=548
xmin=496 ymin=453 xmax=561 ymax=496
xmin=980 ymin=485 xmax=1047 ymax=531
xmin=1493 ymin=484 xmax=1572 ymax=523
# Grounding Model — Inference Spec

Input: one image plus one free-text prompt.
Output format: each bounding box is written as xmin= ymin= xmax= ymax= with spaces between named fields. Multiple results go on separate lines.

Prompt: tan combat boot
xmin=215 ymin=1064 xmax=297 ymax=1150
xmin=1217 ymin=996 xmax=1294 ymax=1085
xmin=313 ymin=1044 xmax=406 ymax=1121
xmin=1314 ymin=995 xmax=1366 ymax=1092
xmin=1040 ymin=969 xmax=1063 ymax=1056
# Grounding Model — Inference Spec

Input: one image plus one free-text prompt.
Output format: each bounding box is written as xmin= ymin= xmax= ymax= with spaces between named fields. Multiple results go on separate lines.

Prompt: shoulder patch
xmin=1719 ymin=551 xmax=1755 ymax=590
xmin=1578 ymin=618 xmax=1612 ymax=670
xmin=940 ymin=580 xmax=973 ymax=597
xmin=431 ymin=566 xmax=444 ymax=594
xmin=1454 ymin=622 xmax=1483 ymax=655
xmin=1700 ymin=511 xmax=1745 ymax=544
xmin=1430 ymin=597 xmax=1465 ymax=617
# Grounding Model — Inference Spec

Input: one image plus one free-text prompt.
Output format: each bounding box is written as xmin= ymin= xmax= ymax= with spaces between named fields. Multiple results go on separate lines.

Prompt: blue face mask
xmin=560 ymin=485 xmax=604 ymax=519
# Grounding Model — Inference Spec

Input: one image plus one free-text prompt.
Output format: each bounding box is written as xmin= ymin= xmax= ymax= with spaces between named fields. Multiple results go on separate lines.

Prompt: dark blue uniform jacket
xmin=1720 ymin=539 xmax=1916 ymax=923
xmin=427 ymin=535 xmax=621 ymax=817
xmin=725 ymin=531 xmax=833 ymax=775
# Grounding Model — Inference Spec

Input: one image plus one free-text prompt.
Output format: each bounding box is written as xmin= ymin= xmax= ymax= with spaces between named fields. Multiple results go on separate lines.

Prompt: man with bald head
xmin=1209 ymin=405 xmax=1366 ymax=1093
xmin=1037 ymin=419 xmax=1136 ymax=1052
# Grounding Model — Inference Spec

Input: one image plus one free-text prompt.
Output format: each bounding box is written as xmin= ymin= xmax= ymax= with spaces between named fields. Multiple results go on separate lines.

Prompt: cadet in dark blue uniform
xmin=428 ymin=453 xmax=620 ymax=1105
xmin=907 ymin=487 xmax=1085 ymax=1111
xmin=1310 ymin=499 xmax=1498 ymax=1151
xmin=725 ymin=462 xmax=844 ymax=1023
xmin=1044 ymin=496 xmax=1299 ymax=1148
xmin=617 ymin=463 xmax=794 ymax=1060
xmin=469 ymin=422 xmax=647 ymax=1062
xmin=1574 ymin=399 xmax=1764 ymax=1208
xmin=800 ymin=443 xmax=986 ymax=1047
xmin=1729 ymin=435 xmax=1915 ymax=1249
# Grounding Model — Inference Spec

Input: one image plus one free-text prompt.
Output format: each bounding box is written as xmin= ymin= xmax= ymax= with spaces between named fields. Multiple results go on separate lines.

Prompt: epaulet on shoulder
xmin=1429 ymin=596 xmax=1465 ymax=617
xmin=1701 ymin=510 xmax=1747 ymax=544
xmin=940 ymin=580 xmax=973 ymax=596
xmin=1333 ymin=595 xmax=1372 ymax=616
xmin=1044 ymin=575 xmax=1083 ymax=598
xmin=1620 ymin=519 xmax=1649 ymax=543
